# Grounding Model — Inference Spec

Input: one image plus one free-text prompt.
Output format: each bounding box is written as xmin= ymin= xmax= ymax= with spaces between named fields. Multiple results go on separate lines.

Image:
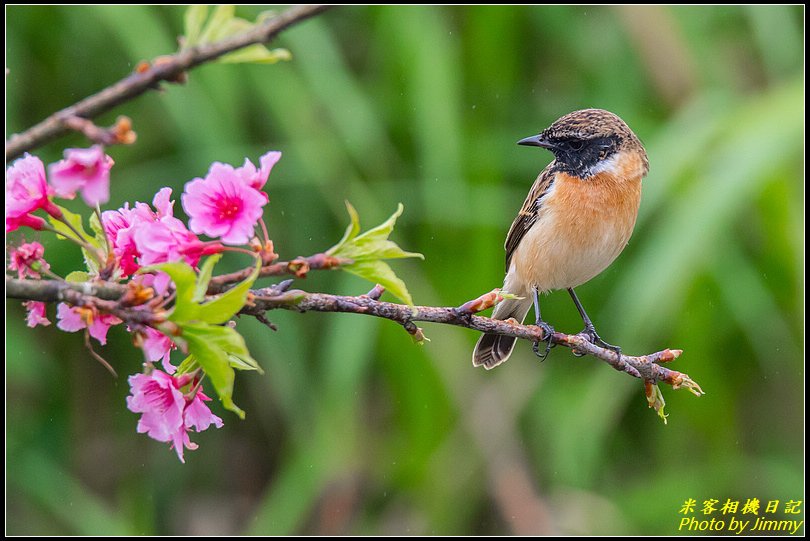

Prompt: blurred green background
xmin=6 ymin=5 xmax=804 ymax=535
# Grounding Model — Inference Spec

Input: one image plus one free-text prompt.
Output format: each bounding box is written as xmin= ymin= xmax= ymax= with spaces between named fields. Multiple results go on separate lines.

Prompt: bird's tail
xmin=472 ymin=296 xmax=532 ymax=369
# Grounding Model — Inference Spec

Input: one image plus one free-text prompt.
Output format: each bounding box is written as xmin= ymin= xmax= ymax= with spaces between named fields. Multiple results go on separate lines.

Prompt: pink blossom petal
xmin=237 ymin=150 xmax=281 ymax=191
xmin=56 ymin=303 xmax=86 ymax=332
xmin=87 ymin=313 xmax=121 ymax=345
xmin=48 ymin=146 xmax=114 ymax=206
xmin=181 ymin=161 xmax=267 ymax=246
xmin=8 ymin=241 xmax=49 ymax=279
xmin=127 ymin=371 xmax=185 ymax=443
xmin=5 ymin=154 xmax=56 ymax=229
xmin=152 ymin=187 xmax=174 ymax=218
xmin=141 ymin=327 xmax=176 ymax=374
xmin=24 ymin=301 xmax=51 ymax=328
xmin=127 ymin=370 xmax=223 ymax=463
xmin=184 ymin=392 xmax=224 ymax=432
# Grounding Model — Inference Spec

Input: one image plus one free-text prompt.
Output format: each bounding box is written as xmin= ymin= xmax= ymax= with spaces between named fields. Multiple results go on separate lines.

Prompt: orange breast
xmin=509 ymin=152 xmax=643 ymax=292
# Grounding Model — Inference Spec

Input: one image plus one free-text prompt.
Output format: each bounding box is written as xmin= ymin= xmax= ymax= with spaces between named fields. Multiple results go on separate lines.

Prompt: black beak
xmin=517 ymin=134 xmax=555 ymax=150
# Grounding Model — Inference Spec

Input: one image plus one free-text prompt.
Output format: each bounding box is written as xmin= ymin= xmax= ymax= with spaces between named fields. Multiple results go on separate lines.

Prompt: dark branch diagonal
xmin=5 ymin=5 xmax=335 ymax=161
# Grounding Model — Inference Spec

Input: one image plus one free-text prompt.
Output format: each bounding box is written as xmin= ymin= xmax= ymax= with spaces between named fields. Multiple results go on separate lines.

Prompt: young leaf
xmin=65 ymin=271 xmax=91 ymax=283
xmin=48 ymin=205 xmax=103 ymax=273
xmin=221 ymin=46 xmax=292 ymax=65
xmin=48 ymin=206 xmax=94 ymax=246
xmin=182 ymin=323 xmax=243 ymax=418
xmin=197 ymin=5 xmax=236 ymax=44
xmin=176 ymin=354 xmax=198 ymax=375
xmin=183 ymin=5 xmax=208 ymax=48
xmin=140 ymin=262 xmax=198 ymax=322
xmin=228 ymin=353 xmax=264 ymax=373
xmin=327 ymin=202 xmax=423 ymax=305
xmin=88 ymin=211 xmax=105 ymax=244
xmin=193 ymin=254 xmax=223 ymax=303
xmin=181 ymin=4 xmax=293 ymax=66
xmin=195 ymin=257 xmax=261 ymax=324
xmin=343 ymin=260 xmax=416 ymax=306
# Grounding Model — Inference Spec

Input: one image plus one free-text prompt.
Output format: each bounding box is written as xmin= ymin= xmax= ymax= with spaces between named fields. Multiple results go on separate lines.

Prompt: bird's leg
xmin=531 ymin=287 xmax=555 ymax=361
xmin=567 ymin=288 xmax=621 ymax=358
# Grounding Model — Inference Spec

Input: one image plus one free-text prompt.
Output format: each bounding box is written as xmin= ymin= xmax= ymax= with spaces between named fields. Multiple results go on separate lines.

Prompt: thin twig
xmin=62 ymin=115 xmax=137 ymax=147
xmin=207 ymin=253 xmax=350 ymax=293
xmin=5 ymin=5 xmax=334 ymax=160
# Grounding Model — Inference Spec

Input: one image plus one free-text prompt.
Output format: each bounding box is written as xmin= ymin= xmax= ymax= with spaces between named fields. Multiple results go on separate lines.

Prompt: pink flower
xmin=236 ymin=150 xmax=281 ymax=192
xmin=5 ymin=154 xmax=61 ymax=232
xmin=126 ymin=370 xmax=223 ymax=463
xmin=182 ymin=153 xmax=276 ymax=245
xmin=24 ymin=301 xmax=51 ymax=328
xmin=103 ymin=188 xmax=222 ymax=278
xmin=56 ymin=303 xmax=121 ymax=345
xmin=102 ymin=205 xmax=142 ymax=276
xmin=8 ymin=241 xmax=50 ymax=279
xmin=134 ymin=216 xmax=221 ymax=269
xmin=141 ymin=327 xmax=177 ymax=374
xmin=48 ymin=145 xmax=114 ymax=206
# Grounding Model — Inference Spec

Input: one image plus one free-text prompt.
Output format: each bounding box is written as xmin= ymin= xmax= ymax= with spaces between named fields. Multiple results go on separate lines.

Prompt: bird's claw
xmin=575 ymin=325 xmax=621 ymax=359
xmin=532 ymin=321 xmax=556 ymax=361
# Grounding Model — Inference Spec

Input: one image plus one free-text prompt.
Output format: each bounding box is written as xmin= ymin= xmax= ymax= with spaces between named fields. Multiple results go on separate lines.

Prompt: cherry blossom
xmin=8 ymin=241 xmax=50 ymax=279
xmin=5 ymin=154 xmax=61 ymax=232
xmin=48 ymin=145 xmax=114 ymax=206
xmin=126 ymin=370 xmax=223 ymax=462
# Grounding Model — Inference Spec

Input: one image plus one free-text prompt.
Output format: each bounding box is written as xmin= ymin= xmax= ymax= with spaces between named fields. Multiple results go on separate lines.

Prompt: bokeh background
xmin=6 ymin=5 xmax=804 ymax=535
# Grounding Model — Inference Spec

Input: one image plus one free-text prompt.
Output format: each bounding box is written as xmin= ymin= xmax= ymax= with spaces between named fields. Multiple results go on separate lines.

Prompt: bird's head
xmin=518 ymin=109 xmax=648 ymax=179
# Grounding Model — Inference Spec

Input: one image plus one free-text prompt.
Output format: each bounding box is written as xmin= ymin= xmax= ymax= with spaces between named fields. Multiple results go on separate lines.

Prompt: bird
xmin=472 ymin=109 xmax=649 ymax=369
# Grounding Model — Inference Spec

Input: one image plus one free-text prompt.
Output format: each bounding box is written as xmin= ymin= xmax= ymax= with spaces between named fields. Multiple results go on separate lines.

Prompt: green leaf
xmin=198 ymin=4 xmax=235 ymax=44
xmin=328 ymin=202 xmax=423 ymax=262
xmin=176 ymin=354 xmax=198 ymax=374
xmin=342 ymin=260 xmax=415 ymax=306
xmin=330 ymin=201 xmax=362 ymax=253
xmin=88 ymin=209 xmax=109 ymax=252
xmin=193 ymin=254 xmax=222 ymax=303
xmin=195 ymin=257 xmax=261 ymax=324
xmin=182 ymin=323 xmax=243 ymax=418
xmin=228 ymin=353 xmax=264 ymax=373
xmin=48 ymin=206 xmax=91 ymax=244
xmin=180 ymin=5 xmax=292 ymax=66
xmin=181 ymin=322 xmax=263 ymax=416
xmin=140 ymin=262 xmax=198 ymax=322
xmin=140 ymin=257 xmax=263 ymax=414
xmin=183 ymin=5 xmax=208 ymax=47
xmin=48 ymin=205 xmax=102 ymax=273
xmin=65 ymin=271 xmax=91 ymax=283
xmin=221 ymin=46 xmax=292 ymax=65
xmin=327 ymin=202 xmax=423 ymax=304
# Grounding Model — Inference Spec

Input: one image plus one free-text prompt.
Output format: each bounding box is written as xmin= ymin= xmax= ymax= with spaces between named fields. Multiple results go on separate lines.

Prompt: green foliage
xmin=327 ymin=202 xmax=424 ymax=305
xmin=48 ymin=205 xmax=104 ymax=273
xmin=6 ymin=5 xmax=803 ymax=536
xmin=182 ymin=5 xmax=291 ymax=65
xmin=65 ymin=271 xmax=91 ymax=283
xmin=142 ymin=257 xmax=262 ymax=417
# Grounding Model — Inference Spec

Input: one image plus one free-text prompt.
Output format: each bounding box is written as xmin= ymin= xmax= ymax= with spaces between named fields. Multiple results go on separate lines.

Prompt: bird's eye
xmin=568 ymin=140 xmax=585 ymax=151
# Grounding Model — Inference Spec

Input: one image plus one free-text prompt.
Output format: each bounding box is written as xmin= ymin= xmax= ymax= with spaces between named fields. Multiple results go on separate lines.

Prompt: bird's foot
xmin=532 ymin=320 xmax=556 ymax=361
xmin=574 ymin=324 xmax=621 ymax=359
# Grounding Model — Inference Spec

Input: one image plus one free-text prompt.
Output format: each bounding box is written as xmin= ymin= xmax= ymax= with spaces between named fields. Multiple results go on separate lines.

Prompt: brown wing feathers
xmin=503 ymin=167 xmax=555 ymax=272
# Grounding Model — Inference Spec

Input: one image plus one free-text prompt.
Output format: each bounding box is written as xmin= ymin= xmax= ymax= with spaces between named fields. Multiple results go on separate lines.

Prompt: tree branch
xmin=208 ymin=253 xmax=349 ymax=293
xmin=245 ymin=287 xmax=703 ymax=392
xmin=7 ymin=277 xmax=704 ymax=396
xmin=5 ymin=4 xmax=334 ymax=161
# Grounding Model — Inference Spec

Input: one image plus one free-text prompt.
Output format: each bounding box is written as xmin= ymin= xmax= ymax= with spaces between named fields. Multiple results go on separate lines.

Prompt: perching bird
xmin=473 ymin=109 xmax=649 ymax=369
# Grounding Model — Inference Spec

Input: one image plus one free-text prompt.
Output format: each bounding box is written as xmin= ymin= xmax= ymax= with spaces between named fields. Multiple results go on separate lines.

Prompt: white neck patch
xmin=586 ymin=152 xmax=621 ymax=177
